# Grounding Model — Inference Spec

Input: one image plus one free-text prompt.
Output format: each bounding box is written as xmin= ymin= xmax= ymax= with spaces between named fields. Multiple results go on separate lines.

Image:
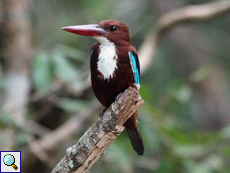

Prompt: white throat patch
xmin=93 ymin=37 xmax=117 ymax=80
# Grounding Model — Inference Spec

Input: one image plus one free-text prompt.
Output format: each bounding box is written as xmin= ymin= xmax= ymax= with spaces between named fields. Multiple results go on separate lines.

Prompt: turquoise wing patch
xmin=129 ymin=51 xmax=140 ymax=84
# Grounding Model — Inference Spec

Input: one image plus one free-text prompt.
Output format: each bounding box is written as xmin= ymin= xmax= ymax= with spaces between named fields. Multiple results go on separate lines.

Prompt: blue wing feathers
xmin=129 ymin=51 xmax=140 ymax=84
xmin=90 ymin=48 xmax=93 ymax=58
xmin=90 ymin=48 xmax=93 ymax=64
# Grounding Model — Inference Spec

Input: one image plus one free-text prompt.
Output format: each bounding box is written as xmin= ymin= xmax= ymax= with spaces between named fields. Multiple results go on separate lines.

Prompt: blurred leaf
xmin=83 ymin=0 xmax=112 ymax=20
xmin=219 ymin=125 xmax=230 ymax=140
xmin=156 ymin=158 xmax=178 ymax=173
xmin=206 ymin=154 xmax=225 ymax=171
xmin=163 ymin=125 xmax=219 ymax=145
xmin=16 ymin=131 xmax=28 ymax=146
xmin=184 ymin=154 xmax=225 ymax=173
xmin=139 ymin=84 xmax=152 ymax=102
xmin=108 ymin=142 xmax=132 ymax=172
xmin=52 ymin=51 xmax=79 ymax=82
xmin=139 ymin=115 xmax=161 ymax=153
xmin=220 ymin=145 xmax=230 ymax=157
xmin=184 ymin=160 xmax=212 ymax=173
xmin=55 ymin=45 xmax=86 ymax=61
xmin=167 ymin=80 xmax=192 ymax=103
xmin=32 ymin=52 xmax=52 ymax=93
xmin=173 ymin=144 xmax=207 ymax=158
xmin=58 ymin=98 xmax=88 ymax=113
xmin=190 ymin=63 xmax=212 ymax=83
xmin=0 ymin=112 xmax=17 ymax=126
xmin=0 ymin=63 xmax=7 ymax=90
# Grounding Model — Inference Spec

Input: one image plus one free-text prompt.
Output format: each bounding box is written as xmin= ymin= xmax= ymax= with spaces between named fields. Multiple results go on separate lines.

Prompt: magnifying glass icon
xmin=3 ymin=154 xmax=18 ymax=170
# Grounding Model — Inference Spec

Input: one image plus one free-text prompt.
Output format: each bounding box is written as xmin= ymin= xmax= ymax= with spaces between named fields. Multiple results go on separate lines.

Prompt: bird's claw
xmin=115 ymin=92 xmax=123 ymax=101
xmin=99 ymin=108 xmax=107 ymax=118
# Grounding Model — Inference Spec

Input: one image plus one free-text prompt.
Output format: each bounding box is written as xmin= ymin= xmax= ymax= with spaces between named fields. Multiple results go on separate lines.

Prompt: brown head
xmin=62 ymin=20 xmax=130 ymax=46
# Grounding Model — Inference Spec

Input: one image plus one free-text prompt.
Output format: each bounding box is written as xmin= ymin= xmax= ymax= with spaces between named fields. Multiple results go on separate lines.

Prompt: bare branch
xmin=28 ymin=99 xmax=101 ymax=152
xmin=21 ymin=99 xmax=101 ymax=172
xmin=51 ymin=87 xmax=144 ymax=173
xmin=138 ymin=0 xmax=230 ymax=74
xmin=155 ymin=0 xmax=230 ymax=39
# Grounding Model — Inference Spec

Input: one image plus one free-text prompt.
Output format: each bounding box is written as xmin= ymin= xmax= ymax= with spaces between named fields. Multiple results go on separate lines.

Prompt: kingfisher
xmin=62 ymin=20 xmax=144 ymax=155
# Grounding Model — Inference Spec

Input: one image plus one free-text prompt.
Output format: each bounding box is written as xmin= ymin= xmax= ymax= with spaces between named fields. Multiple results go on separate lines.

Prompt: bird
xmin=62 ymin=20 xmax=144 ymax=155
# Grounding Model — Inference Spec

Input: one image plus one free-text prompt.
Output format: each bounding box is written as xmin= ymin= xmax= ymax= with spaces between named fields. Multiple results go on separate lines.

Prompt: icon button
xmin=1 ymin=151 xmax=21 ymax=173
xmin=3 ymin=154 xmax=18 ymax=170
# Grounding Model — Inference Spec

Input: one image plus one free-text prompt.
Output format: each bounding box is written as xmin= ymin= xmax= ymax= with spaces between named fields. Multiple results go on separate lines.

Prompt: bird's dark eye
xmin=110 ymin=25 xmax=117 ymax=32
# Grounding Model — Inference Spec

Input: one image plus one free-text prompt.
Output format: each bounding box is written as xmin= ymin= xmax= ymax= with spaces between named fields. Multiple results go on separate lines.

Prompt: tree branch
xmin=51 ymin=87 xmax=144 ymax=173
xmin=138 ymin=0 xmax=230 ymax=74
xmin=21 ymin=99 xmax=101 ymax=170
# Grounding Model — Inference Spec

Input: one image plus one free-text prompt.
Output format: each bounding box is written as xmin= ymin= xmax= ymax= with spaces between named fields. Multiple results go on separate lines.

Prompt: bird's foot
xmin=115 ymin=92 xmax=123 ymax=101
xmin=99 ymin=108 xmax=107 ymax=118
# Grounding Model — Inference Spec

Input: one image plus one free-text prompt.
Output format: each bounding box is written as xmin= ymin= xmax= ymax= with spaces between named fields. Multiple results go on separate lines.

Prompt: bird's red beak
xmin=62 ymin=24 xmax=108 ymax=36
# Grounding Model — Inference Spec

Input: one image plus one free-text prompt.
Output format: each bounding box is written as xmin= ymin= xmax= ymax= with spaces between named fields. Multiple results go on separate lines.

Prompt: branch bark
xmin=51 ymin=87 xmax=144 ymax=173
xmin=138 ymin=0 xmax=230 ymax=74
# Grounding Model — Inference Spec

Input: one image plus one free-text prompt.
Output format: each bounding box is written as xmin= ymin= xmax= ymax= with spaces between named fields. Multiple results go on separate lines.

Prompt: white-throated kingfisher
xmin=62 ymin=20 xmax=144 ymax=155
